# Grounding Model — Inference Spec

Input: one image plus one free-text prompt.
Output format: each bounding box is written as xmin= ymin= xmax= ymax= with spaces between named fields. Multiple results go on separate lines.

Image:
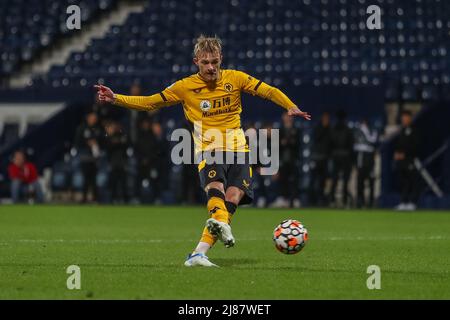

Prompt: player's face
xmin=194 ymin=52 xmax=222 ymax=83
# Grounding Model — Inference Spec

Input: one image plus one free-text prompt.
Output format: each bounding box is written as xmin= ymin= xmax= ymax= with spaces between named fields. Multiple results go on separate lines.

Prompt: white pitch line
xmin=0 ymin=235 xmax=447 ymax=245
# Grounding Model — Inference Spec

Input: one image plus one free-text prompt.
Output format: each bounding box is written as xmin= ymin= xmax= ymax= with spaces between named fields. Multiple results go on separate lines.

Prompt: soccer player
xmin=95 ymin=35 xmax=311 ymax=267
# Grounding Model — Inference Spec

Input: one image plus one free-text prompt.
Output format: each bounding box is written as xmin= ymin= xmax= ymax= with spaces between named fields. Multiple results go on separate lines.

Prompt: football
xmin=273 ymin=219 xmax=308 ymax=254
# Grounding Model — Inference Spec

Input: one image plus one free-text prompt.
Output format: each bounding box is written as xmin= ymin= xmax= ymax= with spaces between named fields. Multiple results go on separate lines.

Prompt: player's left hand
xmin=288 ymin=106 xmax=311 ymax=120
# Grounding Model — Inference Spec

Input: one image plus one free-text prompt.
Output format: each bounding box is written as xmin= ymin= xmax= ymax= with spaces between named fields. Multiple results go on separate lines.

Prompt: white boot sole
xmin=206 ymin=218 xmax=235 ymax=248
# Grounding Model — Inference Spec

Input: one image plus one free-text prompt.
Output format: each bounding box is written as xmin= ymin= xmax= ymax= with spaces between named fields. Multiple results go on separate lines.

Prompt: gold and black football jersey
xmin=113 ymin=69 xmax=297 ymax=153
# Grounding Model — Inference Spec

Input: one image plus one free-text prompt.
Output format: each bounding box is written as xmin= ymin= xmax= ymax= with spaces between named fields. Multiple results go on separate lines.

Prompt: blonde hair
xmin=193 ymin=35 xmax=222 ymax=57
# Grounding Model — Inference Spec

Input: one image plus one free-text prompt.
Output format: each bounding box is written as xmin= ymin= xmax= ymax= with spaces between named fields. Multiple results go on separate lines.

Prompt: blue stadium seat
xmin=0 ymin=0 xmax=447 ymax=102
xmin=0 ymin=0 xmax=116 ymax=77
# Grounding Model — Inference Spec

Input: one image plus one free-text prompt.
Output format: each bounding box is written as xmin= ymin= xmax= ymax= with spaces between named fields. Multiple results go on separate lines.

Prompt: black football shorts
xmin=197 ymin=152 xmax=253 ymax=205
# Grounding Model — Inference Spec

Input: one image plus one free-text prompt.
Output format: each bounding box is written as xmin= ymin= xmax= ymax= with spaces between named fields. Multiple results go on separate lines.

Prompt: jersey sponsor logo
xmin=201 ymin=96 xmax=232 ymax=117
xmin=212 ymin=96 xmax=231 ymax=109
xmin=208 ymin=170 xmax=217 ymax=178
xmin=224 ymin=83 xmax=233 ymax=92
xmin=202 ymin=107 xmax=232 ymax=117
xmin=199 ymin=100 xmax=212 ymax=111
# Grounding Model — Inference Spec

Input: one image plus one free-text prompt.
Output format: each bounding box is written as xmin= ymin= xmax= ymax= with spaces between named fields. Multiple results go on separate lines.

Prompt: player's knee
xmin=205 ymin=181 xmax=224 ymax=194
xmin=225 ymin=187 xmax=244 ymax=205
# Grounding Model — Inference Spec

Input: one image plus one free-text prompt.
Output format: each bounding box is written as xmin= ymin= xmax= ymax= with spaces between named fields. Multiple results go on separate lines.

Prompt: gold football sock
xmin=207 ymin=196 xmax=229 ymax=224
xmin=199 ymin=227 xmax=217 ymax=247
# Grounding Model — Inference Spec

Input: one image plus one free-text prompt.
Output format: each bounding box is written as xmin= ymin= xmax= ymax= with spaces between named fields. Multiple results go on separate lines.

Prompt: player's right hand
xmin=94 ymin=84 xmax=115 ymax=103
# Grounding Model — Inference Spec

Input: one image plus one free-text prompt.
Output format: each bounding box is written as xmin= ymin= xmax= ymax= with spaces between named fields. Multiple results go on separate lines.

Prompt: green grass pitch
xmin=0 ymin=205 xmax=449 ymax=299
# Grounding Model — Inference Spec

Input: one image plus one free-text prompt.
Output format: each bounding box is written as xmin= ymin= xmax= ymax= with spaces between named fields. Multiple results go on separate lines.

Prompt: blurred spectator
xmin=309 ymin=112 xmax=332 ymax=206
xmin=180 ymin=122 xmax=201 ymax=204
xmin=256 ymin=123 xmax=283 ymax=208
xmin=8 ymin=150 xmax=44 ymax=203
xmin=74 ymin=111 xmax=103 ymax=203
xmin=354 ymin=119 xmax=378 ymax=208
xmin=135 ymin=119 xmax=168 ymax=203
xmin=181 ymin=163 xmax=200 ymax=204
xmin=104 ymin=121 xmax=129 ymax=203
xmin=277 ymin=113 xmax=301 ymax=208
xmin=130 ymin=83 xmax=142 ymax=96
xmin=129 ymin=83 xmax=142 ymax=143
xmin=393 ymin=110 xmax=421 ymax=211
xmin=329 ymin=110 xmax=354 ymax=208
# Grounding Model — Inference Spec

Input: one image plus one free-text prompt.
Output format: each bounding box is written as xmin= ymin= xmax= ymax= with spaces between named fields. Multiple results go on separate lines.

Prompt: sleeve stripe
xmin=160 ymin=92 xmax=168 ymax=102
xmin=254 ymin=80 xmax=263 ymax=92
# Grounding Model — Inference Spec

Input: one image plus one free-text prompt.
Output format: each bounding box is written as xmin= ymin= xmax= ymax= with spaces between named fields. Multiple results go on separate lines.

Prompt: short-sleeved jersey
xmin=114 ymin=69 xmax=296 ymax=153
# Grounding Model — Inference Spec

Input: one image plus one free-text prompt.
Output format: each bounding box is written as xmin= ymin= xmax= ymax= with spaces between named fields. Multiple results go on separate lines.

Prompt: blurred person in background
xmin=135 ymin=118 xmax=168 ymax=203
xmin=180 ymin=121 xmax=201 ymax=204
xmin=8 ymin=150 xmax=44 ymax=203
xmin=354 ymin=118 xmax=378 ymax=208
xmin=329 ymin=110 xmax=354 ymax=208
xmin=129 ymin=82 xmax=143 ymax=143
xmin=257 ymin=123 xmax=282 ymax=208
xmin=74 ymin=111 xmax=103 ymax=203
xmin=393 ymin=110 xmax=421 ymax=211
xmin=135 ymin=117 xmax=155 ymax=201
xmin=309 ymin=112 xmax=332 ymax=206
xmin=276 ymin=113 xmax=301 ymax=208
xmin=149 ymin=121 xmax=169 ymax=203
xmin=104 ymin=120 xmax=129 ymax=204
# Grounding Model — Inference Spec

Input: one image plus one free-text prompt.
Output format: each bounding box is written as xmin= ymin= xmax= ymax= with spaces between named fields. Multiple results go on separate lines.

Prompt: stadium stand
xmin=0 ymin=0 xmax=117 ymax=79
xmin=25 ymin=0 xmax=450 ymax=102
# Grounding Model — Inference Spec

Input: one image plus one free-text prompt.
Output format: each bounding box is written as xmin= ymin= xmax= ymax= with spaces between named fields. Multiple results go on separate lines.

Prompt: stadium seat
xmin=0 ymin=0 xmax=117 ymax=77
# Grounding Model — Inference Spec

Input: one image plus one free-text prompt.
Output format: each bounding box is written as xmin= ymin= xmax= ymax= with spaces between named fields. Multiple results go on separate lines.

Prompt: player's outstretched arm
xmin=94 ymin=84 xmax=179 ymax=111
xmin=238 ymin=72 xmax=311 ymax=121
xmin=261 ymin=85 xmax=311 ymax=121
xmin=287 ymin=105 xmax=311 ymax=120
xmin=261 ymin=84 xmax=311 ymax=120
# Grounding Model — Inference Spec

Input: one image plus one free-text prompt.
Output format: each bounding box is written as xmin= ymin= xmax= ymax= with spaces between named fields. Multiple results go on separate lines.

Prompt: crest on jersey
xmin=208 ymin=170 xmax=217 ymax=178
xmin=199 ymin=100 xmax=211 ymax=111
xmin=224 ymin=83 xmax=233 ymax=92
